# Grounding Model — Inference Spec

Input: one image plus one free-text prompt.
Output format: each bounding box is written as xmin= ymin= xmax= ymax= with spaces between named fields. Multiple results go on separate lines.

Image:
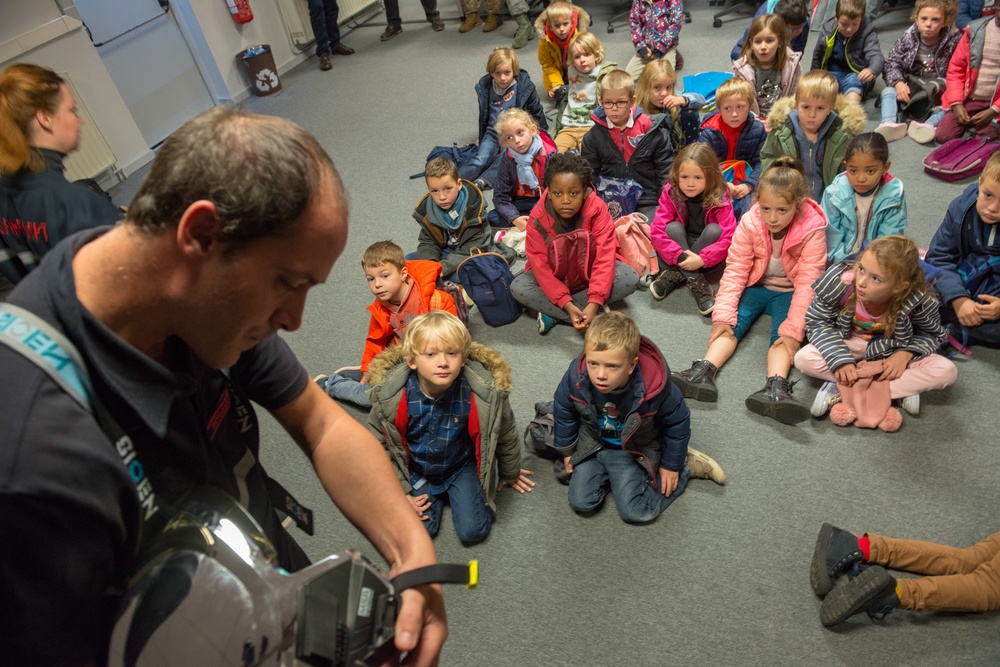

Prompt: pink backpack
xmin=614 ymin=213 xmax=660 ymax=286
xmin=923 ymin=128 xmax=1000 ymax=182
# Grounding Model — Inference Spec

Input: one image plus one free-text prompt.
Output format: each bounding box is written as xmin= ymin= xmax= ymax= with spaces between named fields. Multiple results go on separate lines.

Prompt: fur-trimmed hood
xmin=535 ymin=4 xmax=591 ymax=36
xmin=366 ymin=341 xmax=512 ymax=393
xmin=764 ymin=94 xmax=867 ymax=135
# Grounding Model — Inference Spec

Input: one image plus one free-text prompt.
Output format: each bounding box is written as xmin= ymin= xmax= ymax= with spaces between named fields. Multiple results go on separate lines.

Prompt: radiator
xmin=60 ymin=74 xmax=118 ymax=182
xmin=277 ymin=0 xmax=383 ymax=52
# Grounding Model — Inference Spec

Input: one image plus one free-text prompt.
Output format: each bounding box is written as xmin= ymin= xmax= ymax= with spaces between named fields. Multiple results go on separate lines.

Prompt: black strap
xmin=390 ymin=561 xmax=478 ymax=592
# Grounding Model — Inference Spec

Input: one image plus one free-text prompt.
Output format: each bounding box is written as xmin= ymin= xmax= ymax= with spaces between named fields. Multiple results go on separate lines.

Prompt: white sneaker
xmin=810 ymin=381 xmax=842 ymax=417
xmin=875 ymin=121 xmax=908 ymax=143
xmin=907 ymin=121 xmax=936 ymax=144
xmin=901 ymin=394 xmax=920 ymax=416
xmin=686 ymin=447 xmax=726 ymax=485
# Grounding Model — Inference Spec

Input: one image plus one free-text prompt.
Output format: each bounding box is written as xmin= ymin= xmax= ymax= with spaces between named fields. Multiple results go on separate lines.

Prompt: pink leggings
xmin=794 ymin=336 xmax=957 ymax=399
xmin=869 ymin=531 xmax=1000 ymax=612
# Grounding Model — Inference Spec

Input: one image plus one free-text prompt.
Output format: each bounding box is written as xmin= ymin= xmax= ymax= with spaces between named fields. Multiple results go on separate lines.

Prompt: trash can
xmin=237 ymin=44 xmax=282 ymax=96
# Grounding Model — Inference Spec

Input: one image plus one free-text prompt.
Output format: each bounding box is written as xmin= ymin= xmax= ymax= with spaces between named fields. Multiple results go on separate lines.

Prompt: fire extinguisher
xmin=226 ymin=0 xmax=253 ymax=24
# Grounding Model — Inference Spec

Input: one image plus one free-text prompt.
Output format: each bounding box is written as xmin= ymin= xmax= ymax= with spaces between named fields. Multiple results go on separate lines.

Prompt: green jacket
xmin=412 ymin=180 xmax=493 ymax=276
xmin=760 ymin=94 xmax=868 ymax=189
xmin=365 ymin=343 xmax=520 ymax=511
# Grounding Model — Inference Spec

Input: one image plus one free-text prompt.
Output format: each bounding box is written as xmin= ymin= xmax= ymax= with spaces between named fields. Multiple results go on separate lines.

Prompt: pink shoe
xmin=907 ymin=121 xmax=936 ymax=144
xmin=875 ymin=121 xmax=907 ymax=142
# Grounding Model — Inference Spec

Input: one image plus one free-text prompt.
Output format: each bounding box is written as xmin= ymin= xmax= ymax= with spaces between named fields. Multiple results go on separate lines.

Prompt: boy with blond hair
xmin=553 ymin=312 xmax=725 ymax=524
xmin=367 ymin=312 xmax=534 ymax=544
xmin=316 ymin=240 xmax=457 ymax=406
xmin=553 ymin=32 xmax=619 ymax=153
xmin=581 ymin=69 xmax=673 ymax=218
xmin=535 ymin=1 xmax=592 ymax=96
xmin=762 ymin=70 xmax=867 ymax=201
xmin=812 ymin=0 xmax=885 ymax=104
xmin=698 ymin=77 xmax=768 ymax=219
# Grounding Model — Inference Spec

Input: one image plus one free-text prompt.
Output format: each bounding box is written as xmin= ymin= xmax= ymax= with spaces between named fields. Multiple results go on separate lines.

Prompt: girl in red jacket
xmin=671 ymin=156 xmax=828 ymax=425
xmin=510 ymin=152 xmax=640 ymax=334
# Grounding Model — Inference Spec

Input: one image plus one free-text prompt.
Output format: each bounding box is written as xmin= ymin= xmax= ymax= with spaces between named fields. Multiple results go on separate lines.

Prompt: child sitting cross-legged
xmin=552 ymin=32 xmax=618 ymax=153
xmin=732 ymin=14 xmax=803 ymax=119
xmin=649 ymin=143 xmax=737 ymax=316
xmin=812 ymin=0 xmax=885 ymax=104
xmin=821 ymin=133 xmax=907 ymax=265
xmin=672 ymin=158 xmax=828 ymax=425
xmin=366 ymin=311 xmax=534 ymax=544
xmin=511 ymin=152 xmax=641 ymax=334
xmin=489 ymin=108 xmax=558 ymax=237
xmin=795 ymin=235 xmax=957 ymax=426
xmin=698 ymin=78 xmax=768 ymax=220
xmin=553 ymin=312 xmax=725 ymax=524
xmin=316 ymin=240 xmax=457 ymax=407
xmin=635 ymin=59 xmax=705 ymax=149
xmin=581 ymin=69 xmax=674 ymax=220
xmin=763 ymin=69 xmax=867 ymax=203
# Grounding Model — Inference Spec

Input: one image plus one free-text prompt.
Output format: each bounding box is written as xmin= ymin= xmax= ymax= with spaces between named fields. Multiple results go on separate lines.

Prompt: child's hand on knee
xmin=895 ymin=81 xmax=911 ymax=104
xmin=953 ymin=103 xmax=971 ymax=125
xmin=879 ymin=350 xmax=913 ymax=381
xmin=858 ymin=68 xmax=874 ymax=83
xmin=954 ymin=296 xmax=983 ymax=326
xmin=834 ymin=363 xmax=858 ymax=386
xmin=771 ymin=335 xmax=800 ymax=360
xmin=658 ymin=467 xmax=679 ymax=497
xmin=563 ymin=456 xmax=574 ymax=474
xmin=407 ymin=494 xmax=431 ymax=520
xmin=678 ymin=252 xmax=705 ymax=271
xmin=708 ymin=323 xmax=735 ymax=346
xmin=976 ymin=294 xmax=1000 ymax=321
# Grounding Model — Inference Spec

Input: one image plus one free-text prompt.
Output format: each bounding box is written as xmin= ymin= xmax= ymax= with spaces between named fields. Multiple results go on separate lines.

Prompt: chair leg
xmin=713 ymin=0 xmax=757 ymax=28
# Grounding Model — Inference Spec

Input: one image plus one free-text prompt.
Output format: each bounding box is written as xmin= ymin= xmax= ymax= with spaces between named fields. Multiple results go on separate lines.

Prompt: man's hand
xmin=972 ymin=107 xmax=998 ymax=128
xmin=391 ymin=583 xmax=447 ymax=666
xmin=658 ymin=467 xmax=679 ymax=497
xmin=879 ymin=350 xmax=914 ymax=381
xmin=954 ymin=296 xmax=983 ymax=327
xmin=500 ymin=469 xmax=536 ymax=493
xmin=953 ymin=103 xmax=971 ymax=125
xmin=708 ymin=323 xmax=735 ymax=346
xmin=975 ymin=294 xmax=1000 ymax=321
xmin=770 ymin=335 xmax=801 ymax=360
xmin=407 ymin=494 xmax=432 ymax=521
xmin=834 ymin=363 xmax=858 ymax=386
xmin=894 ymin=81 xmax=911 ymax=104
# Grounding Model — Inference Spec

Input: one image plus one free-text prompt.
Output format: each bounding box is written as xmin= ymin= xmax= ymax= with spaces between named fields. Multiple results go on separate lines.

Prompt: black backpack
xmin=455 ymin=248 xmax=522 ymax=327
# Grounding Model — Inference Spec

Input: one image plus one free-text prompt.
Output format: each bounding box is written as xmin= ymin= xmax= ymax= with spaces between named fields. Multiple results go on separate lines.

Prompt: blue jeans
xmin=733 ymin=286 xmax=793 ymax=343
xmin=568 ymin=448 xmax=691 ymax=523
xmin=320 ymin=369 xmax=370 ymax=407
xmin=414 ymin=463 xmax=493 ymax=543
xmin=457 ymin=133 xmax=500 ymax=184
xmin=829 ymin=70 xmax=863 ymax=97
xmin=488 ymin=195 xmax=536 ymax=229
xmin=307 ymin=0 xmax=341 ymax=56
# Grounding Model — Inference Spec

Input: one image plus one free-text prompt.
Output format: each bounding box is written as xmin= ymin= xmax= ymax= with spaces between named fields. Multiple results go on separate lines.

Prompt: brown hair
xmin=740 ymin=14 xmax=790 ymax=73
xmin=599 ymin=69 xmax=636 ymax=99
xmin=669 ymin=143 xmax=728 ymax=208
xmin=425 ymin=156 xmax=460 ymax=181
xmin=0 ymin=63 xmax=66 ymax=173
xmin=758 ymin=156 xmax=809 ymax=207
xmin=843 ymin=235 xmax=928 ymax=338
xmin=912 ymin=0 xmax=958 ymax=24
xmin=714 ymin=78 xmax=756 ymax=108
xmin=585 ymin=311 xmax=640 ymax=361
xmin=486 ymin=47 xmax=520 ymax=77
xmin=835 ymin=0 xmax=866 ymax=19
xmin=362 ymin=240 xmax=405 ymax=270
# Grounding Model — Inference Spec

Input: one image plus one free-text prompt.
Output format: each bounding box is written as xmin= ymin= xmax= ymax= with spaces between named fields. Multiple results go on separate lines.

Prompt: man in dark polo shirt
xmin=0 ymin=107 xmax=445 ymax=666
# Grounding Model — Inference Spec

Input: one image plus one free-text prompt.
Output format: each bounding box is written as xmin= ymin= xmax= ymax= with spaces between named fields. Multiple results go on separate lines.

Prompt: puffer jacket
xmin=820 ymin=172 xmax=907 ymax=264
xmin=475 ymin=70 xmax=548 ymax=140
xmin=942 ymin=17 xmax=1000 ymax=109
xmin=630 ymin=0 xmax=684 ymax=56
xmin=553 ymin=336 xmax=690 ymax=475
xmin=732 ymin=48 xmax=803 ymax=116
xmin=536 ymin=5 xmax=592 ymax=92
xmin=650 ymin=183 xmax=737 ymax=268
xmin=698 ymin=111 xmax=768 ymax=189
xmin=412 ymin=180 xmax=493 ymax=276
xmin=712 ymin=197 xmax=828 ymax=342
xmin=366 ymin=343 xmax=520 ymax=511
xmin=883 ymin=23 xmax=963 ymax=87
xmin=581 ymin=107 xmax=673 ymax=209
xmin=812 ymin=15 xmax=885 ymax=76
xmin=761 ymin=95 xmax=868 ymax=188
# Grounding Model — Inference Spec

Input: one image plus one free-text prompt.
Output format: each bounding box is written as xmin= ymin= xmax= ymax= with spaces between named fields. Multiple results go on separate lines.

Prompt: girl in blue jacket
xmin=821 ymin=133 xmax=907 ymax=265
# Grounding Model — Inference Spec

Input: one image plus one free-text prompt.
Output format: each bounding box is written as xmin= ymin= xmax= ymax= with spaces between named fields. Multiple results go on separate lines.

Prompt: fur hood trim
xmin=535 ymin=5 xmax=591 ymax=36
xmin=366 ymin=341 xmax=513 ymax=392
xmin=764 ymin=94 xmax=867 ymax=135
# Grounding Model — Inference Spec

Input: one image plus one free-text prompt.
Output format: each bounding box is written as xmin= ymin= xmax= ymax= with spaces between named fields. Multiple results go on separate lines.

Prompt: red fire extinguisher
xmin=226 ymin=0 xmax=253 ymax=24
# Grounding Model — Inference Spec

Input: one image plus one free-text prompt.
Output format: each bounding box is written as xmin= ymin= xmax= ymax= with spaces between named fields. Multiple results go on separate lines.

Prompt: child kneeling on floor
xmin=672 ymin=157 xmax=828 ymax=425
xmin=366 ymin=311 xmax=534 ymax=544
xmin=795 ymin=235 xmax=957 ymax=427
xmin=553 ymin=312 xmax=725 ymax=524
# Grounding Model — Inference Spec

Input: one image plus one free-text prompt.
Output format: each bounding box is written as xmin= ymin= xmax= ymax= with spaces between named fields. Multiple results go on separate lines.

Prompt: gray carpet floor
xmin=111 ymin=3 xmax=1000 ymax=664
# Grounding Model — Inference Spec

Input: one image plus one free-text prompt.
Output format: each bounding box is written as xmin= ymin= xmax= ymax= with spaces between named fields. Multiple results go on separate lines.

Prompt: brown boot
xmin=459 ymin=1 xmax=483 ymax=33
xmin=483 ymin=13 xmax=503 ymax=31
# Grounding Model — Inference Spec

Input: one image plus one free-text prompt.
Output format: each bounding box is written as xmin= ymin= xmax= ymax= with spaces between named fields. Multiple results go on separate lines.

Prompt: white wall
xmin=0 ymin=4 xmax=63 ymax=44
xmin=0 ymin=10 xmax=154 ymax=180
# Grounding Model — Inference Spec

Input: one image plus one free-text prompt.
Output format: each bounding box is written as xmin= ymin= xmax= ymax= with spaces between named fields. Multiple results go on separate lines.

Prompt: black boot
xmin=820 ymin=565 xmax=899 ymax=627
xmin=810 ymin=523 xmax=865 ymax=598
xmin=650 ymin=266 xmax=685 ymax=301
xmin=671 ymin=359 xmax=719 ymax=402
xmin=686 ymin=274 xmax=716 ymax=315
xmin=745 ymin=375 xmax=811 ymax=424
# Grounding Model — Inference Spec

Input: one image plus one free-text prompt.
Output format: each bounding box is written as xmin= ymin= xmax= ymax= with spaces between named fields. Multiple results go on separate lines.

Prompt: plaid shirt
xmin=405 ymin=373 xmax=476 ymax=495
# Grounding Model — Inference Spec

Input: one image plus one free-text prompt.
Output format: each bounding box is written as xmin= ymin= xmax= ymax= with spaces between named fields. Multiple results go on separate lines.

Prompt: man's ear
xmin=176 ymin=200 xmax=220 ymax=257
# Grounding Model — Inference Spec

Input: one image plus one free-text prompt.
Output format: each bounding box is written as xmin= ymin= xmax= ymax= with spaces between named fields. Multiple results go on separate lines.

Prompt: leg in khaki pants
xmin=553 ymin=126 xmax=590 ymax=153
xmin=868 ymin=530 xmax=1000 ymax=612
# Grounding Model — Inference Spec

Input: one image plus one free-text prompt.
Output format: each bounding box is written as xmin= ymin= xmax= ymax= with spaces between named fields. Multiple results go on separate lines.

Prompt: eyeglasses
xmin=601 ymin=100 xmax=631 ymax=109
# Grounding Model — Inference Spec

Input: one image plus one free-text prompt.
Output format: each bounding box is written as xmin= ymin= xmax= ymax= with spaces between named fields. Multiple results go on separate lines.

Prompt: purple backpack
xmin=923 ymin=129 xmax=1000 ymax=182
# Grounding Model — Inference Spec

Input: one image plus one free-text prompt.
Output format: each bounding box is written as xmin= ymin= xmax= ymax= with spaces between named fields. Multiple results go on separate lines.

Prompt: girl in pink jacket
xmin=672 ymin=156 xmax=828 ymax=425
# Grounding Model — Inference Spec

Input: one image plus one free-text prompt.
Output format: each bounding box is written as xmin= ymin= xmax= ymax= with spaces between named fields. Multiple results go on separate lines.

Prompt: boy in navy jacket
xmin=553 ymin=312 xmax=724 ymax=523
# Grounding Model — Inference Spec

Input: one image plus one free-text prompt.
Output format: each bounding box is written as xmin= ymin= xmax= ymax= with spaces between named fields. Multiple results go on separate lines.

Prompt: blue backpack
xmin=455 ymin=248 xmax=522 ymax=327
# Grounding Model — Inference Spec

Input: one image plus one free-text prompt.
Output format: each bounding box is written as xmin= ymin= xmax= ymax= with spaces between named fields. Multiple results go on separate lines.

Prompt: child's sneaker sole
xmin=810 ymin=522 xmax=837 ymax=597
xmin=820 ymin=565 xmax=893 ymax=627
xmin=745 ymin=394 xmax=811 ymax=424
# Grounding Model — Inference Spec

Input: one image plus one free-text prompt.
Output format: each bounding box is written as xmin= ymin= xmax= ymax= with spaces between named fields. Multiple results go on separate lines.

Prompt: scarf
xmin=546 ymin=10 xmax=578 ymax=71
xmin=427 ymin=185 xmax=468 ymax=231
xmin=512 ymin=135 xmax=544 ymax=190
